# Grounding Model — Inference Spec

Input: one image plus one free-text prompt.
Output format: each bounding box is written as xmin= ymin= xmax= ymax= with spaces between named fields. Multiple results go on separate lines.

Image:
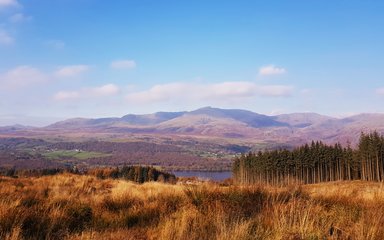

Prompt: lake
xmin=172 ymin=171 xmax=232 ymax=181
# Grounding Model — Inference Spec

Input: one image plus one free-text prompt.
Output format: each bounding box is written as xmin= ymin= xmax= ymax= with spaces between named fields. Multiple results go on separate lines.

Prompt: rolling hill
xmin=35 ymin=107 xmax=384 ymax=146
xmin=2 ymin=107 xmax=384 ymax=170
xmin=2 ymin=107 xmax=384 ymax=148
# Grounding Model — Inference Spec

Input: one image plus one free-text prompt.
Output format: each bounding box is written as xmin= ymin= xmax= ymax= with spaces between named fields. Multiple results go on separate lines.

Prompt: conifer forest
xmin=233 ymin=132 xmax=384 ymax=185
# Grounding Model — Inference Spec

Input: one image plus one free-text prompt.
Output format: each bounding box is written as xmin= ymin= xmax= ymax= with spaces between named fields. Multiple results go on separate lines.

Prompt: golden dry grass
xmin=0 ymin=174 xmax=384 ymax=240
xmin=304 ymin=180 xmax=384 ymax=202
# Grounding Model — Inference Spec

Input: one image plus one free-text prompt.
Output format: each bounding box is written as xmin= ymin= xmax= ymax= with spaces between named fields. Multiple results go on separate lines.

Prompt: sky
xmin=0 ymin=0 xmax=384 ymax=126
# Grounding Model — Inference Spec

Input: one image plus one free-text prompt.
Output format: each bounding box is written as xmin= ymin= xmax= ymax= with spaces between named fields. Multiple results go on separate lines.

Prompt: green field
xmin=43 ymin=150 xmax=111 ymax=160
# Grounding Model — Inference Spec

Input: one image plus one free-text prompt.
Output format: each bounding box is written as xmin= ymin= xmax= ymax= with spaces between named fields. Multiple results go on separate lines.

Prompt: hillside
xmin=2 ymin=107 xmax=384 ymax=171
xmin=18 ymin=107 xmax=384 ymax=146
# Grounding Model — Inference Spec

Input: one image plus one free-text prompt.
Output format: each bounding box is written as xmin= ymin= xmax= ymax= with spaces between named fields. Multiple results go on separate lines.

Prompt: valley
xmin=2 ymin=1 xmax=383 ymax=239
xmin=1 ymin=107 xmax=384 ymax=171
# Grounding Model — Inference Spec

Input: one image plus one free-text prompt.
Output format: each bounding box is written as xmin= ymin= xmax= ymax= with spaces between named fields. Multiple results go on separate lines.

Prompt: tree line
xmin=87 ymin=166 xmax=177 ymax=183
xmin=0 ymin=165 xmax=176 ymax=184
xmin=233 ymin=131 xmax=384 ymax=185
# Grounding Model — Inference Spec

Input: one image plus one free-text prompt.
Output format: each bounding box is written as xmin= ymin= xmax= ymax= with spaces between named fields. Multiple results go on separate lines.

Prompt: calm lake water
xmin=172 ymin=171 xmax=232 ymax=181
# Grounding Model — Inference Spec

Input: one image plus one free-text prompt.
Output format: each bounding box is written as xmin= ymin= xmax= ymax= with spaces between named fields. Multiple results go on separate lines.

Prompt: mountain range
xmin=0 ymin=107 xmax=382 ymax=147
xmin=0 ymin=107 xmax=379 ymax=147
xmin=2 ymin=106 xmax=384 ymax=171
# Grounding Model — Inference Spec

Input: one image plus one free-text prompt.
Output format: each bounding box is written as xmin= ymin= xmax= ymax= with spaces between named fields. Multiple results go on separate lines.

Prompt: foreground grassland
xmin=0 ymin=174 xmax=384 ymax=240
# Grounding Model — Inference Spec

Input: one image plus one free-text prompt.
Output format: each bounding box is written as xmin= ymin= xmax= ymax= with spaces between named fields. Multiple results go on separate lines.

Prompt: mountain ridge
xmin=2 ymin=107 xmax=384 ymax=146
xmin=46 ymin=107 xmax=334 ymax=129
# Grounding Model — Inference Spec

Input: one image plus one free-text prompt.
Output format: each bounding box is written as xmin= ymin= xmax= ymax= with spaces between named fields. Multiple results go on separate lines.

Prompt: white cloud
xmin=257 ymin=85 xmax=293 ymax=97
xmin=9 ymin=13 xmax=32 ymax=23
xmin=0 ymin=0 xmax=20 ymax=8
xmin=376 ymin=88 xmax=384 ymax=96
xmin=54 ymin=91 xmax=80 ymax=101
xmin=300 ymin=89 xmax=312 ymax=95
xmin=89 ymin=84 xmax=119 ymax=97
xmin=125 ymin=81 xmax=293 ymax=104
xmin=54 ymin=84 xmax=120 ymax=101
xmin=211 ymin=82 xmax=255 ymax=98
xmin=55 ymin=65 xmax=90 ymax=77
xmin=0 ymin=30 xmax=14 ymax=45
xmin=258 ymin=65 xmax=286 ymax=76
xmin=126 ymin=83 xmax=192 ymax=103
xmin=46 ymin=40 xmax=66 ymax=50
xmin=0 ymin=66 xmax=47 ymax=89
xmin=110 ymin=60 xmax=136 ymax=69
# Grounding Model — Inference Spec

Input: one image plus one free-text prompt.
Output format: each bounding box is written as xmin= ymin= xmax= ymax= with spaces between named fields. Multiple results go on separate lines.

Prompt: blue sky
xmin=0 ymin=0 xmax=384 ymax=126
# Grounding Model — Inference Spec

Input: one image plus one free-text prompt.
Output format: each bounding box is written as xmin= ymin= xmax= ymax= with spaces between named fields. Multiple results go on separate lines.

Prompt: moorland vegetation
xmin=0 ymin=174 xmax=384 ymax=239
xmin=1 ymin=132 xmax=384 ymax=239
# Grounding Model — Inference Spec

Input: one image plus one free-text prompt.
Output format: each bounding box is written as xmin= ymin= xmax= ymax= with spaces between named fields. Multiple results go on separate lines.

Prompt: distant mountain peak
xmin=121 ymin=111 xmax=185 ymax=125
xmin=14 ymin=107 xmax=384 ymax=148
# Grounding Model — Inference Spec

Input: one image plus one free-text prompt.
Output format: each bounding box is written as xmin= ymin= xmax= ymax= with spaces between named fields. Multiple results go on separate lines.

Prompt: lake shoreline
xmin=172 ymin=170 xmax=232 ymax=181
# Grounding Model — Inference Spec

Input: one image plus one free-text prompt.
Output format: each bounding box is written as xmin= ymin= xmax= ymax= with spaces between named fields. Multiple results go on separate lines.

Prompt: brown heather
xmin=0 ymin=173 xmax=384 ymax=240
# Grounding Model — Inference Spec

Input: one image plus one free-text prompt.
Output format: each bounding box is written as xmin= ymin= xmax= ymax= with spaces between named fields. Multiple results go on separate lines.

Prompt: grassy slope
xmin=0 ymin=174 xmax=383 ymax=240
xmin=43 ymin=150 xmax=111 ymax=160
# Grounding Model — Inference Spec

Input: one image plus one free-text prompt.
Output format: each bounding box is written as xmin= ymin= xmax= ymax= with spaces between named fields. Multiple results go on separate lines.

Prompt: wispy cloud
xmin=376 ymin=88 xmax=384 ymax=96
xmin=300 ymin=89 xmax=312 ymax=95
xmin=0 ymin=0 xmax=20 ymax=8
xmin=45 ymin=40 xmax=66 ymax=50
xmin=55 ymin=65 xmax=90 ymax=77
xmin=110 ymin=60 xmax=136 ymax=70
xmin=258 ymin=65 xmax=286 ymax=76
xmin=125 ymin=81 xmax=293 ymax=104
xmin=0 ymin=66 xmax=47 ymax=89
xmin=0 ymin=29 xmax=14 ymax=45
xmin=256 ymin=85 xmax=293 ymax=96
xmin=9 ymin=13 xmax=32 ymax=23
xmin=0 ymin=1 xmax=27 ymax=47
xmin=54 ymin=91 xmax=80 ymax=101
xmin=89 ymin=84 xmax=119 ymax=97
xmin=54 ymin=84 xmax=120 ymax=101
